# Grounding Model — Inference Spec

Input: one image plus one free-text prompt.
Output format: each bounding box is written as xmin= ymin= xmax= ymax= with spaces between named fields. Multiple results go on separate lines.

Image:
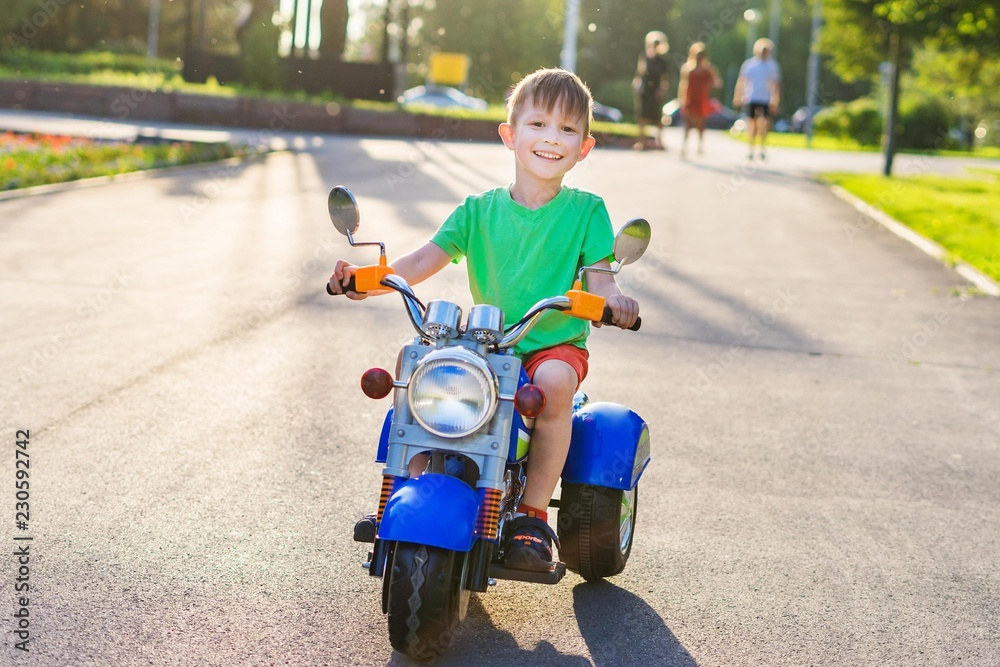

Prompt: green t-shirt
xmin=431 ymin=185 xmax=614 ymax=358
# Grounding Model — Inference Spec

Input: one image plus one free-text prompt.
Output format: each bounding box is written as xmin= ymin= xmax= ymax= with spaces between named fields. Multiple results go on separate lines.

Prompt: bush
xmin=0 ymin=49 xmax=179 ymax=77
xmin=898 ymin=98 xmax=957 ymax=150
xmin=814 ymin=97 xmax=883 ymax=146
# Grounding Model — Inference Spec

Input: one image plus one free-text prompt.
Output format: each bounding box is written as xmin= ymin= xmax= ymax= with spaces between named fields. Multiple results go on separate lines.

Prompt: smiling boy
xmin=329 ymin=68 xmax=639 ymax=571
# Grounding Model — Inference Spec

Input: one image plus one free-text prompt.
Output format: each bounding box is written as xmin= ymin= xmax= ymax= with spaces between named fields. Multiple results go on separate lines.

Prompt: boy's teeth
xmin=535 ymin=151 xmax=561 ymax=159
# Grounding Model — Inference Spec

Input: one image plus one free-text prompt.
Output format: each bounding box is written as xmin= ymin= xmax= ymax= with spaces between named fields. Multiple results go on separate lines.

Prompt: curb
xmin=827 ymin=183 xmax=1000 ymax=297
xmin=0 ymin=151 xmax=278 ymax=202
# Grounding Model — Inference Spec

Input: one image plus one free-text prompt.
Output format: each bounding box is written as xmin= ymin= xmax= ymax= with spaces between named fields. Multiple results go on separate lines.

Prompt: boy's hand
xmin=596 ymin=294 xmax=639 ymax=330
xmin=328 ymin=259 xmax=367 ymax=300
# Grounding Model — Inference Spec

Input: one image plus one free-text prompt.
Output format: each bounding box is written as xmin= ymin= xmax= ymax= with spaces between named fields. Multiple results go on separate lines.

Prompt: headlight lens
xmin=407 ymin=348 xmax=498 ymax=438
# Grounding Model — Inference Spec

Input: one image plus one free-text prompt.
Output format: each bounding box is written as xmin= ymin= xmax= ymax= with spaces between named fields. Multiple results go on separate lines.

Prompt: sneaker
xmin=759 ymin=150 xmax=767 ymax=160
xmin=503 ymin=515 xmax=560 ymax=572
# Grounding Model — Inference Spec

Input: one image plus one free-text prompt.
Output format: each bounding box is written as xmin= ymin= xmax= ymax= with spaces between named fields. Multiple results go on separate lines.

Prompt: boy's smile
xmin=499 ymin=98 xmax=596 ymax=204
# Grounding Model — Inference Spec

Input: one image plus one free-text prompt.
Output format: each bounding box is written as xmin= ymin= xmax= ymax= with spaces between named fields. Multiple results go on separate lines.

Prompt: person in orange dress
xmin=677 ymin=43 xmax=721 ymax=157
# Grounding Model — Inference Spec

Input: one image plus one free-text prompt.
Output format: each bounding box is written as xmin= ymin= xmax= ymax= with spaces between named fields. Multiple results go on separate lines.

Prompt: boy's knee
xmin=532 ymin=361 xmax=578 ymax=403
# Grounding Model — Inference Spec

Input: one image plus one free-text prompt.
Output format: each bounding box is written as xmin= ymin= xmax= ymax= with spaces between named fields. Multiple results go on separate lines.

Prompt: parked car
xmin=399 ymin=85 xmax=488 ymax=111
xmin=790 ymin=105 xmax=828 ymax=133
xmin=593 ymin=101 xmax=624 ymax=123
xmin=661 ymin=98 xmax=739 ymax=130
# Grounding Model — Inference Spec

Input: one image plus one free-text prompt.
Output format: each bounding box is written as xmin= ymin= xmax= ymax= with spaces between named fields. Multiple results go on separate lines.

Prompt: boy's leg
xmin=520 ymin=358 xmax=577 ymax=511
xmin=504 ymin=357 xmax=578 ymax=571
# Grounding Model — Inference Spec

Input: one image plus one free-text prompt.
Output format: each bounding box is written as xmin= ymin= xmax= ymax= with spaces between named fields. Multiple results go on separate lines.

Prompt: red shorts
xmin=522 ymin=344 xmax=590 ymax=387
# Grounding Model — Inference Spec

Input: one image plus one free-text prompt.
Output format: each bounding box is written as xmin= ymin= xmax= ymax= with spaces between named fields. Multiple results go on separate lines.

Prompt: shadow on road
xmin=390 ymin=596 xmax=593 ymax=667
xmin=573 ymin=581 xmax=698 ymax=667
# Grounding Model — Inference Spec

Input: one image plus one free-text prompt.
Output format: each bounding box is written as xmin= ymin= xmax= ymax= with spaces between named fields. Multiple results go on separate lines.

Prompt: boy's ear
xmin=578 ymin=134 xmax=597 ymax=160
xmin=498 ymin=122 xmax=515 ymax=150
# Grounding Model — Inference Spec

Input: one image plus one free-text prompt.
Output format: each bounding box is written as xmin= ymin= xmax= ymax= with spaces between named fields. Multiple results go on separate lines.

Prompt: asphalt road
xmin=2 ymin=127 xmax=999 ymax=666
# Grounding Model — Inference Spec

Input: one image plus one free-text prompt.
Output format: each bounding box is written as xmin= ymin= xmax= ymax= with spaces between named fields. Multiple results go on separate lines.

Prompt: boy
xmin=329 ymin=68 xmax=640 ymax=571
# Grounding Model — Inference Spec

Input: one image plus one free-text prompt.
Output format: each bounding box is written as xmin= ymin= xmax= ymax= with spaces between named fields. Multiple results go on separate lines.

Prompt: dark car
xmin=661 ymin=98 xmax=740 ymax=130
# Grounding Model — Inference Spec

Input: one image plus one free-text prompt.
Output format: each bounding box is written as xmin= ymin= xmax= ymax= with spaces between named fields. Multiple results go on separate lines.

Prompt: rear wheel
xmin=558 ymin=483 xmax=638 ymax=581
xmin=386 ymin=542 xmax=469 ymax=661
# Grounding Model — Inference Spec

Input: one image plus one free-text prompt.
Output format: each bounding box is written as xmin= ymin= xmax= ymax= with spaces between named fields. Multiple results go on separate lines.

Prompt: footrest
xmin=489 ymin=561 xmax=566 ymax=584
xmin=353 ymin=516 xmax=377 ymax=543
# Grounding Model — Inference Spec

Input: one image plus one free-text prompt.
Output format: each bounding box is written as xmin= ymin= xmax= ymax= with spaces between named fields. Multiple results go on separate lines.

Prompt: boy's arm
xmin=586 ymin=260 xmax=640 ymax=329
xmin=328 ymin=241 xmax=452 ymax=300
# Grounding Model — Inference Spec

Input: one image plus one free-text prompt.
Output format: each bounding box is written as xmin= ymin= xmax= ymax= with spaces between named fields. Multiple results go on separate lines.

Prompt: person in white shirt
xmin=733 ymin=38 xmax=781 ymax=160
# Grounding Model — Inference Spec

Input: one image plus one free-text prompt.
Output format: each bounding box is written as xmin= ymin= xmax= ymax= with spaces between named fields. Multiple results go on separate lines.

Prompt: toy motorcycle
xmin=325 ymin=186 xmax=651 ymax=661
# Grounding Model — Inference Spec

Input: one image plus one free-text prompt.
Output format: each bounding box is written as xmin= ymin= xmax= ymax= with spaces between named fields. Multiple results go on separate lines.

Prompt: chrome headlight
xmin=406 ymin=348 xmax=498 ymax=438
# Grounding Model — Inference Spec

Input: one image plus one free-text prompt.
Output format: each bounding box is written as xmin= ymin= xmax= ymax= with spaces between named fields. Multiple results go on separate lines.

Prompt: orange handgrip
xmin=566 ymin=280 xmax=606 ymax=322
xmin=354 ymin=256 xmax=395 ymax=293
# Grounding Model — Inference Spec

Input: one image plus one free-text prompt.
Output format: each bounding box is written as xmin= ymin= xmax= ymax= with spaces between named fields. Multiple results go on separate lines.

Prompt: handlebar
xmin=326 ymin=275 xmax=359 ymax=296
xmin=602 ymin=306 xmax=642 ymax=331
xmin=325 ymin=275 xmax=640 ymax=341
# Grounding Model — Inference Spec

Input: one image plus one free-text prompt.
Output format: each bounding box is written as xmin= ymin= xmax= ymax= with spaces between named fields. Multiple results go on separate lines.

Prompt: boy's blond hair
xmin=506 ymin=68 xmax=594 ymax=137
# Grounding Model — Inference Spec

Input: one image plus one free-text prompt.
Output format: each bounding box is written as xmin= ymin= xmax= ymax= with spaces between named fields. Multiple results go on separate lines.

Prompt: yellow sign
xmin=429 ymin=52 xmax=470 ymax=86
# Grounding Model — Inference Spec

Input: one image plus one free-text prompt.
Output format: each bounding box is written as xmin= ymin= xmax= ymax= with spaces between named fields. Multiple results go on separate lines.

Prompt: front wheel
xmin=386 ymin=542 xmax=469 ymax=661
xmin=557 ymin=483 xmax=638 ymax=581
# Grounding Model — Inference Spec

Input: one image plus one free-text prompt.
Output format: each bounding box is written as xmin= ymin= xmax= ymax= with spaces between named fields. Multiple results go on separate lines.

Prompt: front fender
xmin=377 ymin=474 xmax=479 ymax=552
xmin=563 ymin=402 xmax=650 ymax=490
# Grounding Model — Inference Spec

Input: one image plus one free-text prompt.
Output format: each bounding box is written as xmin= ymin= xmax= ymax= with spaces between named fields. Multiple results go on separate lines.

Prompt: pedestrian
xmin=733 ymin=38 xmax=781 ymax=160
xmin=632 ymin=30 xmax=670 ymax=151
xmin=330 ymin=68 xmax=640 ymax=572
xmin=677 ymin=42 xmax=721 ymax=158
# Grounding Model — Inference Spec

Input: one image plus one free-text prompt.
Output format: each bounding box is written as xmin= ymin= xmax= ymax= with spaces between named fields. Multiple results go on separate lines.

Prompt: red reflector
xmin=360 ymin=368 xmax=393 ymax=399
xmin=514 ymin=384 xmax=546 ymax=418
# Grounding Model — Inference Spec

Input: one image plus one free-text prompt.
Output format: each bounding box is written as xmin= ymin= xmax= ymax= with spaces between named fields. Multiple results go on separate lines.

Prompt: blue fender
xmin=562 ymin=402 xmax=650 ymax=490
xmin=377 ymin=474 xmax=479 ymax=552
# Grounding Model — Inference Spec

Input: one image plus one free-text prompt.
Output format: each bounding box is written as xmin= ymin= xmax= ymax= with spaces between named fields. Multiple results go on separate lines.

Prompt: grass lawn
xmin=1 ymin=131 xmax=254 ymax=190
xmin=745 ymin=132 xmax=879 ymax=152
xmin=735 ymin=131 xmax=1000 ymax=158
xmin=822 ymin=169 xmax=1000 ymax=283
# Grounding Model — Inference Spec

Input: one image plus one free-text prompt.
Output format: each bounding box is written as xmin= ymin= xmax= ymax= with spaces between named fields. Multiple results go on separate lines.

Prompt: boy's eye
xmin=562 ymin=126 xmax=578 ymax=133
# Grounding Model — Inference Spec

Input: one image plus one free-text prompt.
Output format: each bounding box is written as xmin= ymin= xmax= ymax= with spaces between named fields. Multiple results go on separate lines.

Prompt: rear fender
xmin=377 ymin=474 xmax=479 ymax=552
xmin=562 ymin=402 xmax=650 ymax=491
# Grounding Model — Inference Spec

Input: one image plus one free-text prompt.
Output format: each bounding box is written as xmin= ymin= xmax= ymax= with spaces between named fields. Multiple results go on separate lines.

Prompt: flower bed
xmin=0 ymin=131 xmax=252 ymax=190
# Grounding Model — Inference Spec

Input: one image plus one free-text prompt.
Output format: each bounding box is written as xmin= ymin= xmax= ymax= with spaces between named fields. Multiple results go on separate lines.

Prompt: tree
xmin=821 ymin=0 xmax=998 ymax=173
xmin=320 ymin=0 xmax=349 ymax=58
xmin=410 ymin=0 xmax=563 ymax=100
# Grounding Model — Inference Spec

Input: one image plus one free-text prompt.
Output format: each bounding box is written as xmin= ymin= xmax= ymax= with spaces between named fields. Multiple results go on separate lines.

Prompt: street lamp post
xmin=562 ymin=0 xmax=581 ymax=72
xmin=805 ymin=0 xmax=822 ymax=146
xmin=148 ymin=0 xmax=161 ymax=59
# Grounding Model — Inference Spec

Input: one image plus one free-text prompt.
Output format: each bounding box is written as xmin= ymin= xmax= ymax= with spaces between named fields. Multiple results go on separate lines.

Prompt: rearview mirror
xmin=328 ymin=186 xmax=360 ymax=237
xmin=613 ymin=218 xmax=651 ymax=266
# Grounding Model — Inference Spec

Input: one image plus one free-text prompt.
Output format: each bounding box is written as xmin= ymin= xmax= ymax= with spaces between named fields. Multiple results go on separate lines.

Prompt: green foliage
xmin=412 ymin=0 xmax=564 ymax=101
xmin=0 ymin=49 xmax=180 ymax=77
xmin=906 ymin=41 xmax=1000 ymax=145
xmin=814 ymin=97 xmax=884 ymax=146
xmin=0 ymin=131 xmax=248 ymax=191
xmin=821 ymin=0 xmax=1000 ymax=84
xmin=898 ymin=97 xmax=956 ymax=150
xmin=240 ymin=21 xmax=281 ymax=92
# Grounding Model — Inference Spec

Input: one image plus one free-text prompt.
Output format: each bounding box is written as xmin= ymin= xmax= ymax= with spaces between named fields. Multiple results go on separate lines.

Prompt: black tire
xmin=386 ymin=542 xmax=469 ymax=661
xmin=557 ymin=483 xmax=638 ymax=581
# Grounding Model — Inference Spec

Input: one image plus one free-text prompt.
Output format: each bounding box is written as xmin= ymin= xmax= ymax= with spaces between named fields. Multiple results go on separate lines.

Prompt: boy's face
xmin=499 ymin=97 xmax=596 ymax=186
